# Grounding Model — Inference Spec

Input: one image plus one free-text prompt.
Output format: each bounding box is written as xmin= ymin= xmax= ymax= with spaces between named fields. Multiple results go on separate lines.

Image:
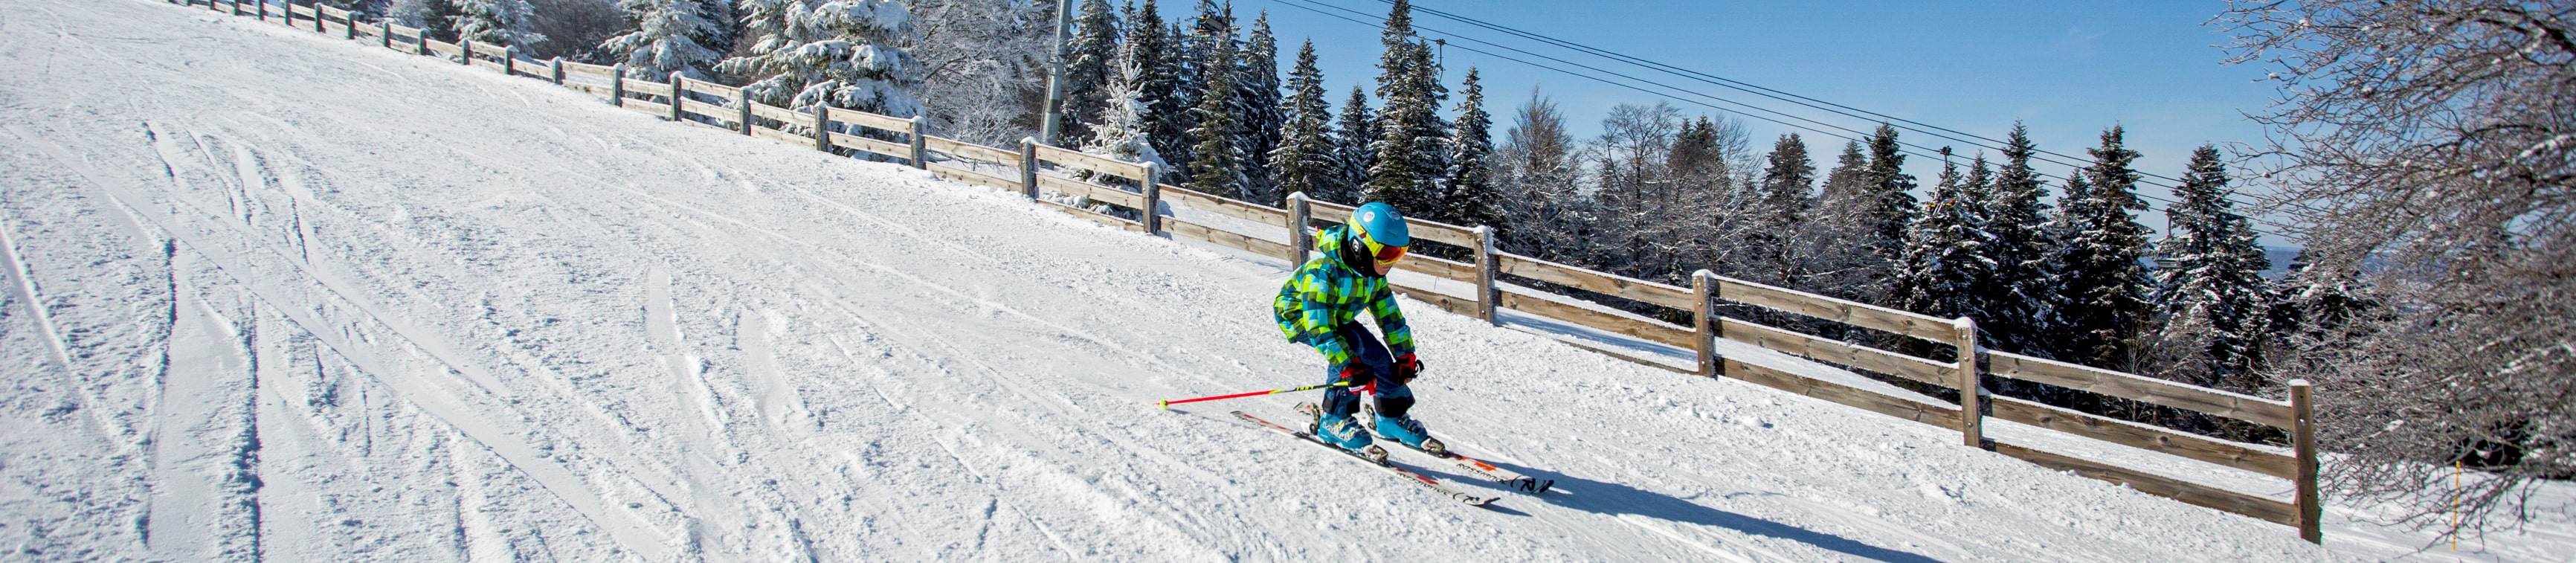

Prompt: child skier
xmin=1275 ymin=202 xmax=1437 ymax=461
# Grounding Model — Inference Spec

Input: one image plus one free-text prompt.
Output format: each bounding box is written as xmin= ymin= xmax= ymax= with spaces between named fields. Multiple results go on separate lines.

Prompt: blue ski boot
xmin=1374 ymin=412 xmax=1447 ymax=457
xmin=1297 ymin=402 xmax=1387 ymax=463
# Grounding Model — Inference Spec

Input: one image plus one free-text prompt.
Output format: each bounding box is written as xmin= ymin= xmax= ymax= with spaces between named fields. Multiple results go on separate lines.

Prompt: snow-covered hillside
xmin=1 ymin=0 xmax=2568 ymax=560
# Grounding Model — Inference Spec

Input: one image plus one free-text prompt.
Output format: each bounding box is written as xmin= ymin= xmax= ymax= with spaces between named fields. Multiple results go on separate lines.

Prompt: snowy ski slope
xmin=1 ymin=0 xmax=2570 ymax=560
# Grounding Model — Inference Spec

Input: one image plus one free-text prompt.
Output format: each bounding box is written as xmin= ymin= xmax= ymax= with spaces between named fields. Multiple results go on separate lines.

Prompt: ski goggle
xmin=1360 ymin=233 xmax=1408 ymax=266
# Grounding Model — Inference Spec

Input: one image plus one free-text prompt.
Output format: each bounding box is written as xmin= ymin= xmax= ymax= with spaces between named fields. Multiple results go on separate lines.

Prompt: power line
xmin=1258 ymin=0 xmax=2302 ymax=235
xmin=1380 ymin=0 xmax=2328 ymax=222
xmin=1314 ymin=0 xmax=2290 ymax=231
xmin=1393 ymin=4 xmax=2107 ymax=181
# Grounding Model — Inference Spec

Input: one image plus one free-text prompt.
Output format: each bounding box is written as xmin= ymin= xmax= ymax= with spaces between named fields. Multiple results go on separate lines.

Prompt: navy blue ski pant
xmin=1320 ymin=323 xmax=1412 ymax=419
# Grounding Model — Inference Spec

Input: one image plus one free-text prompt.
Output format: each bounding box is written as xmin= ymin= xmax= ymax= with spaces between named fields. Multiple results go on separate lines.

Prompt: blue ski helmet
xmin=1350 ymin=202 xmax=1411 ymax=248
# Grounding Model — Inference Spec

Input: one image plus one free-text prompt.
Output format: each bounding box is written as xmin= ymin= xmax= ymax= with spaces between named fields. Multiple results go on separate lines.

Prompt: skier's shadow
xmin=1452 ymin=462 xmax=1945 ymax=563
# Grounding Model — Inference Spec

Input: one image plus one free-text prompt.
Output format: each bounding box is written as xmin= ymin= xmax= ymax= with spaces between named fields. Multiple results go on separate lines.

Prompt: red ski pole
xmin=1159 ymin=382 xmax=1349 ymax=410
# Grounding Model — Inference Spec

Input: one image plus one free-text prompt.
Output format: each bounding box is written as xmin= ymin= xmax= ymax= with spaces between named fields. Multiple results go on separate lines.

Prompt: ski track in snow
xmin=0 ymin=205 xmax=73 ymax=374
xmin=2 ymin=0 xmax=2572 ymax=562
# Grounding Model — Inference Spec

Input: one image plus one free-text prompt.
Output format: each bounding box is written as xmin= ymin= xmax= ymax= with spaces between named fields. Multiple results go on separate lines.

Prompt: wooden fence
xmin=162 ymin=0 xmax=2325 ymax=544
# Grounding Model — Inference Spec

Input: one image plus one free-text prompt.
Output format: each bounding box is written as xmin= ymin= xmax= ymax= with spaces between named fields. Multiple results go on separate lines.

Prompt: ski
xmin=1380 ymin=440 xmax=1555 ymax=495
xmin=1230 ymin=411 xmax=1495 ymax=506
xmin=1347 ymin=403 xmax=1554 ymax=494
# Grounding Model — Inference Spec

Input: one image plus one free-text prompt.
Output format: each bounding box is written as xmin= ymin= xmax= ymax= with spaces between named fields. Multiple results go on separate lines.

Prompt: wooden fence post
xmin=502 ymin=46 xmax=515 ymax=77
xmin=1694 ymin=270 xmax=1716 ymax=376
xmin=312 ymin=4 xmax=324 ymax=32
xmin=1018 ymin=138 xmax=1040 ymax=200
xmin=907 ymin=116 xmax=928 ymax=169
xmin=1957 ymin=316 xmax=1983 ymax=448
xmin=812 ymin=106 xmax=831 ymax=152
xmin=341 ymin=13 xmax=354 ymax=39
xmin=380 ymin=21 xmax=391 ymax=49
xmin=1477 ymin=226 xmax=1498 ymax=325
xmin=459 ymin=38 xmax=472 ymax=65
xmin=550 ymin=57 xmax=564 ymax=85
xmin=737 ymin=87 xmax=754 ymax=135
xmin=1139 ymin=164 xmax=1163 ymax=233
xmin=2292 ymin=379 xmax=2321 ymax=544
xmin=609 ymin=65 xmax=625 ymax=104
xmin=667 ymin=72 xmax=686 ymax=122
xmin=1287 ymin=192 xmax=1311 ymax=266
xmin=256 ymin=0 xmax=266 ymax=21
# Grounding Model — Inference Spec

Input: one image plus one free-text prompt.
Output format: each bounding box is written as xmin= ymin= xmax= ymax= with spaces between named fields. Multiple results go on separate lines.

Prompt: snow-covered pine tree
xmin=1859 ymin=124 xmax=1919 ymax=297
xmin=1268 ymin=39 xmax=1333 ymax=207
xmin=1667 ymin=117 xmax=1726 ymax=181
xmin=456 ymin=0 xmax=545 ymax=48
xmin=1977 ymin=123 xmax=2058 ymax=358
xmin=2051 ymin=126 xmax=2155 ymax=373
xmin=1364 ymin=0 xmax=1446 ymax=210
xmin=718 ymin=0 xmax=799 ymax=96
xmin=2263 ymin=249 xmax=2372 ymax=363
xmin=1672 ymin=115 xmax=1748 ymax=283
xmin=1328 ymin=86 xmax=1376 ymax=205
xmin=730 ymin=0 xmax=794 ymax=57
xmin=1798 ymin=139 xmax=1881 ymax=302
xmin=2147 ymin=145 xmax=2272 ymax=393
xmin=1232 ymin=12 xmax=1284 ymax=204
xmin=1748 ymin=133 xmax=1814 ymax=289
xmin=1186 ymin=29 xmax=1247 ymax=199
xmin=809 ymin=0 xmax=919 ymax=115
xmin=1957 ymin=155 xmax=1997 ymax=310
xmin=394 ymin=0 xmax=468 ymax=43
xmin=2039 ymin=166 xmax=2093 ymax=338
xmin=703 ymin=0 xmax=739 ymax=59
xmin=1081 ymin=33 xmax=1168 ymax=178
xmin=1443 ymin=68 xmax=1500 ymax=231
xmin=1055 ymin=0 xmax=1121 ymax=145
xmin=603 ymin=0 xmax=734 ymax=79
xmin=715 ymin=0 xmax=920 ymax=115
xmin=1817 ymin=140 xmax=1870 ymax=208
xmin=1124 ymin=1 xmax=1184 ymax=173
xmin=1895 ymin=148 xmax=1994 ymax=327
xmin=1163 ymin=0 xmax=1231 ymax=170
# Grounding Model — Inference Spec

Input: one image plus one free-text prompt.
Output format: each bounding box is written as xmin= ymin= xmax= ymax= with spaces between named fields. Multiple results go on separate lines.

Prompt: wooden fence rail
xmin=170 ymin=0 xmax=2325 ymax=543
xmin=1988 ymin=350 xmax=2295 ymax=428
xmin=1495 ymin=253 xmax=1698 ymax=312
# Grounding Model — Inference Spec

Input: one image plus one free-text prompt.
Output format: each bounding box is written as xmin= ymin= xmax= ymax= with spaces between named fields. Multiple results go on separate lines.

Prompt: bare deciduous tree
xmin=907 ymin=0 xmax=1053 ymax=145
xmin=2221 ymin=0 xmax=2575 ymax=537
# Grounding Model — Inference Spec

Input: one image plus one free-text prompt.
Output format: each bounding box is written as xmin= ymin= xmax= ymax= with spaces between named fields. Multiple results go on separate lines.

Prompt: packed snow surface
xmin=3 ymin=0 xmax=2571 ymax=560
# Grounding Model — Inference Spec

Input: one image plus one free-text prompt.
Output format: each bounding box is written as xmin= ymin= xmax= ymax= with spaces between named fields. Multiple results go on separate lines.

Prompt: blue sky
xmin=1191 ymin=0 xmax=2290 ymax=243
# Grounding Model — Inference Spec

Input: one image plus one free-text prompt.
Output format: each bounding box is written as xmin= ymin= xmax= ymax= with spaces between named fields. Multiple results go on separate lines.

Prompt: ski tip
xmin=1157 ymin=399 xmax=1169 ymax=410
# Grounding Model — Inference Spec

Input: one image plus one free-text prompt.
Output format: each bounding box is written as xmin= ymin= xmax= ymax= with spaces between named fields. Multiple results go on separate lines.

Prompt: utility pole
xmin=1037 ymin=0 xmax=1078 ymax=146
